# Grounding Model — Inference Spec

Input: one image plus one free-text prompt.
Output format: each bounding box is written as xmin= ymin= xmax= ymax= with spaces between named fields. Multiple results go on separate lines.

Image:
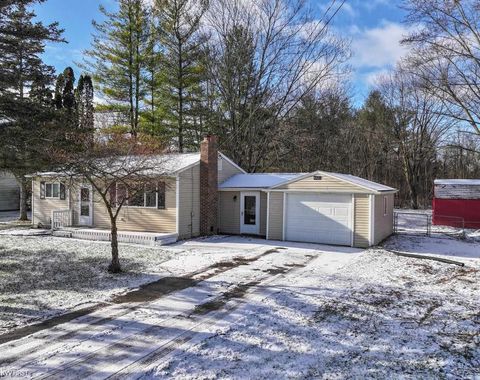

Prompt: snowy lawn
xmin=0 ymin=234 xmax=271 ymax=335
xmin=0 ymin=211 xmax=479 ymax=378
xmin=0 ymin=211 xmax=31 ymax=230
xmin=150 ymin=237 xmax=480 ymax=379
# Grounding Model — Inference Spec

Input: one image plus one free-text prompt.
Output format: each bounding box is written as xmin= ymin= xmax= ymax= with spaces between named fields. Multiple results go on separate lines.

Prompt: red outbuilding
xmin=433 ymin=179 xmax=480 ymax=229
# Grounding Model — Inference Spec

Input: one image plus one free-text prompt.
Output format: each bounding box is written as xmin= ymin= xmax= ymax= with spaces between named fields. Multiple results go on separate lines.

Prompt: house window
xmin=116 ymin=184 xmax=128 ymax=206
xmin=383 ymin=196 xmax=388 ymax=216
xmin=116 ymin=182 xmax=166 ymax=209
xmin=158 ymin=182 xmax=166 ymax=209
xmin=41 ymin=182 xmax=65 ymax=200
xmin=46 ymin=183 xmax=59 ymax=198
xmin=145 ymin=184 xmax=157 ymax=208
xmin=129 ymin=189 xmax=145 ymax=207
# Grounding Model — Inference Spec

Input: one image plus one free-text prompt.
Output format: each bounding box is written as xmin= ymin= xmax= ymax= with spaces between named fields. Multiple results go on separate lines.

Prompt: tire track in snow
xmin=0 ymin=246 xmax=274 ymax=366
xmin=2 ymin=248 xmax=317 ymax=379
xmin=39 ymin=253 xmax=319 ymax=380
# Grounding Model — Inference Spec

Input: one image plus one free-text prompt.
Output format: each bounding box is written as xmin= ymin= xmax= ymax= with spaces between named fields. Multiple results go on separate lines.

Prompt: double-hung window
xmin=115 ymin=182 xmax=166 ymax=209
xmin=40 ymin=182 xmax=65 ymax=200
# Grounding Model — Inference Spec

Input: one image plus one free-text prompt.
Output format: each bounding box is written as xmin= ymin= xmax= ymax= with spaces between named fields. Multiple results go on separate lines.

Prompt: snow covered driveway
xmin=0 ymin=234 xmax=479 ymax=378
xmin=0 ymin=238 xmax=358 ymax=379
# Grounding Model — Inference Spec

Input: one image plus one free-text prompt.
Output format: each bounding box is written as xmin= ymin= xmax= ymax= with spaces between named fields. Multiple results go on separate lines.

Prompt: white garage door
xmin=285 ymin=193 xmax=352 ymax=246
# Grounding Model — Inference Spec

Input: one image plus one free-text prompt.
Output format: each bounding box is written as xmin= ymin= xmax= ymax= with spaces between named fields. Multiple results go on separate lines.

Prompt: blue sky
xmin=34 ymin=0 xmax=409 ymax=106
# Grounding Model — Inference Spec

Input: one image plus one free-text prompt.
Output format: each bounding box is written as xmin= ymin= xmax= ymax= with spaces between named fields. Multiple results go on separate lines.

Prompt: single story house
xmin=0 ymin=171 xmax=20 ymax=211
xmin=30 ymin=136 xmax=396 ymax=248
xmin=433 ymin=179 xmax=480 ymax=229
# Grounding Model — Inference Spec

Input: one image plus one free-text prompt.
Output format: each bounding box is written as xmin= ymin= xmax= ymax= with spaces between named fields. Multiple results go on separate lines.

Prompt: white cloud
xmin=349 ymin=0 xmax=393 ymax=12
xmin=341 ymin=3 xmax=356 ymax=17
xmin=364 ymin=68 xmax=390 ymax=86
xmin=350 ymin=21 xmax=410 ymax=69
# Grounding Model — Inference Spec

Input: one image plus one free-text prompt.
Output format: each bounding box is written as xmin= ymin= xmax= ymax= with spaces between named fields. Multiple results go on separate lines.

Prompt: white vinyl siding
xmin=373 ymin=193 xmax=394 ymax=245
xmin=218 ymin=155 xmax=244 ymax=184
xmin=278 ymin=174 xmax=371 ymax=193
xmin=267 ymin=192 xmax=284 ymax=240
xmin=177 ymin=164 xmax=201 ymax=239
xmin=354 ymin=194 xmax=370 ymax=248
xmin=218 ymin=191 xmax=241 ymax=234
xmin=32 ymin=178 xmax=69 ymax=227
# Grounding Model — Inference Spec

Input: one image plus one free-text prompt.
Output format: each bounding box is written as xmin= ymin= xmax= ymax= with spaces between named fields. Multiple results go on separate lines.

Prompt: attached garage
xmin=218 ymin=171 xmax=397 ymax=248
xmin=285 ymin=193 xmax=352 ymax=246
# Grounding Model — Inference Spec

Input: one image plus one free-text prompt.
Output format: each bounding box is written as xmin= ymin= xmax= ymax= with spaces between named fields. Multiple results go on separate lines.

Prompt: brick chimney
xmin=200 ymin=135 xmax=218 ymax=235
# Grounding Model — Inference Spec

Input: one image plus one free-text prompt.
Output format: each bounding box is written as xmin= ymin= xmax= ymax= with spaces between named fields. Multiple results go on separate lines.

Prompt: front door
xmin=79 ymin=186 xmax=93 ymax=226
xmin=240 ymin=192 xmax=260 ymax=235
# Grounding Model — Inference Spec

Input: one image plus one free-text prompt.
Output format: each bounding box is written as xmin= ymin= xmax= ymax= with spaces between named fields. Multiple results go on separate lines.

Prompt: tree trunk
xmin=108 ymin=221 xmax=122 ymax=273
xmin=18 ymin=176 xmax=29 ymax=221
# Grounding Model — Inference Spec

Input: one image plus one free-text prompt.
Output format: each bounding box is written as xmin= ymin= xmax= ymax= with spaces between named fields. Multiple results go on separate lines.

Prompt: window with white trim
xmin=40 ymin=182 xmax=65 ymax=200
xmin=116 ymin=182 xmax=166 ymax=209
xmin=383 ymin=196 xmax=388 ymax=216
xmin=46 ymin=183 xmax=60 ymax=198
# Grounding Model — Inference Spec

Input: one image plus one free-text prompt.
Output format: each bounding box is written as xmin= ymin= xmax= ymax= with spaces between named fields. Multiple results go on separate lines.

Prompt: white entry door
xmin=240 ymin=192 xmax=260 ymax=235
xmin=79 ymin=186 xmax=93 ymax=226
xmin=285 ymin=193 xmax=352 ymax=246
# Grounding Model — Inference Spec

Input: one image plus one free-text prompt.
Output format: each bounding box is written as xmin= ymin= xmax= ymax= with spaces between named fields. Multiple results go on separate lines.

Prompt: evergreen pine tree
xmin=81 ymin=0 xmax=150 ymax=138
xmin=76 ymin=74 xmax=95 ymax=146
xmin=0 ymin=1 xmax=64 ymax=220
xmin=154 ymin=0 xmax=208 ymax=152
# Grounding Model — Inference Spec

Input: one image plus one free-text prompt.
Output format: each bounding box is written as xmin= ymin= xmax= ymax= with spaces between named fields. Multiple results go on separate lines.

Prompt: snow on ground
xmin=395 ymin=208 xmax=480 ymax=240
xmin=0 ymin=211 xmax=31 ymax=231
xmin=0 ymin=211 xmax=479 ymax=378
xmin=148 ymin=242 xmax=480 ymax=379
xmin=0 ymin=234 xmax=273 ymax=335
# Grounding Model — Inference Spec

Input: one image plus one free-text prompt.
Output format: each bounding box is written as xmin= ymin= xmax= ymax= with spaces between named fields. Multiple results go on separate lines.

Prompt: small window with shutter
xmin=60 ymin=184 xmax=66 ymax=200
xmin=43 ymin=182 xmax=63 ymax=200
xmin=158 ymin=182 xmax=166 ymax=209
xmin=40 ymin=181 xmax=46 ymax=199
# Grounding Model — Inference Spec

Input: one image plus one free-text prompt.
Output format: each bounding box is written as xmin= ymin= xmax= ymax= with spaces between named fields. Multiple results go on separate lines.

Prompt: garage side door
xmin=285 ymin=193 xmax=352 ymax=246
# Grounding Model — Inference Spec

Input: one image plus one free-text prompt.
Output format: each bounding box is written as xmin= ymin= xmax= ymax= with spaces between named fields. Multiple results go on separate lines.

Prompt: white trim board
xmin=266 ymin=191 xmax=270 ymax=240
xmin=369 ymin=194 xmax=375 ymax=246
xmin=282 ymin=192 xmax=287 ymax=241
xmin=239 ymin=191 xmax=261 ymax=235
xmin=175 ymin=175 xmax=180 ymax=235
xmin=351 ymin=193 xmax=355 ymax=247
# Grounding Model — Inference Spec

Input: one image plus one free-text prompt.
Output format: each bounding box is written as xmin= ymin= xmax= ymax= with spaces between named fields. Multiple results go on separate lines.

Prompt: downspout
xmin=190 ymin=167 xmax=194 ymax=237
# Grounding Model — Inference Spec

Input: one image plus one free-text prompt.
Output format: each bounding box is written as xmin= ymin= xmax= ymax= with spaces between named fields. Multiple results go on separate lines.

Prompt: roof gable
xmin=271 ymin=171 xmax=396 ymax=193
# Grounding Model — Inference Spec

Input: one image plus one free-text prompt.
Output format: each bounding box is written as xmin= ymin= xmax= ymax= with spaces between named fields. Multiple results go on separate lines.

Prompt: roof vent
xmin=313 ymin=175 xmax=322 ymax=181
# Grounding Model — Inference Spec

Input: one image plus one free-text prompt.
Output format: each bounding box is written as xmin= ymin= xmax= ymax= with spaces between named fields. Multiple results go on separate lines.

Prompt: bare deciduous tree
xmin=402 ymin=0 xmax=480 ymax=135
xmin=378 ymin=65 xmax=452 ymax=208
xmin=52 ymin=132 xmax=168 ymax=273
xmin=205 ymin=0 xmax=350 ymax=171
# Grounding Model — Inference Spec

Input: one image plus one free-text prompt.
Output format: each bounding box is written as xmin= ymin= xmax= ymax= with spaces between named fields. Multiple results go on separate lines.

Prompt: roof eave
xmin=219 ymin=187 xmax=269 ymax=191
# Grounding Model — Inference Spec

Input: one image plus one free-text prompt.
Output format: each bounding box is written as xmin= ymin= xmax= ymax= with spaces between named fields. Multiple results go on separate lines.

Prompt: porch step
xmin=55 ymin=228 xmax=178 ymax=247
xmin=52 ymin=230 xmax=73 ymax=238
